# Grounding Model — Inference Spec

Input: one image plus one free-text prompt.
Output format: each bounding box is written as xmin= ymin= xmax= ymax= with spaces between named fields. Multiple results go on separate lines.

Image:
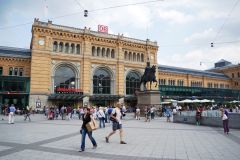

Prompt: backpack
xmin=110 ymin=109 xmax=117 ymax=122
xmin=108 ymin=108 xmax=113 ymax=115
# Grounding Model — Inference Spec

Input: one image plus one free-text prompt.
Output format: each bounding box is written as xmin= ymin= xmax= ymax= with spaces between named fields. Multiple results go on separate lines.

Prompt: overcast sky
xmin=0 ymin=0 xmax=240 ymax=70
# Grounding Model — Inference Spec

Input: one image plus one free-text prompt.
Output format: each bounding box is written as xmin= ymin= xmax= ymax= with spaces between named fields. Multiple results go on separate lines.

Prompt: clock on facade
xmin=38 ymin=39 xmax=45 ymax=46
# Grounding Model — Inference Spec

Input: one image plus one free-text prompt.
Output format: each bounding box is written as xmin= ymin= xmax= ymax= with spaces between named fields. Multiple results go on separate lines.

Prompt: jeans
xmin=99 ymin=117 xmax=105 ymax=128
xmin=80 ymin=128 xmax=97 ymax=151
xmin=223 ymin=119 xmax=229 ymax=133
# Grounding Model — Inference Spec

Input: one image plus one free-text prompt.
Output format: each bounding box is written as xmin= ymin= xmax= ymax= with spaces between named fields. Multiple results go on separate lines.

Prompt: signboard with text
xmin=55 ymin=88 xmax=82 ymax=94
xmin=98 ymin=25 xmax=108 ymax=33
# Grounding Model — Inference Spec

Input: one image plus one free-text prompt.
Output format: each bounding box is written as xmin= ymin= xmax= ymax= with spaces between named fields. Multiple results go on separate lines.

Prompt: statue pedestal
xmin=136 ymin=90 xmax=161 ymax=113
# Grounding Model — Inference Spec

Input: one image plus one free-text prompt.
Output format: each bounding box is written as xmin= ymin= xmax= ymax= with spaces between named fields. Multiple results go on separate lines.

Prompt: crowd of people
xmin=1 ymin=102 xmax=239 ymax=152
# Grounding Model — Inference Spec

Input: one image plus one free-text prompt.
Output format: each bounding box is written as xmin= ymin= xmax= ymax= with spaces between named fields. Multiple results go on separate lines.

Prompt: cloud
xmin=184 ymin=28 xmax=215 ymax=44
xmin=158 ymin=9 xmax=194 ymax=24
xmin=158 ymin=44 xmax=240 ymax=70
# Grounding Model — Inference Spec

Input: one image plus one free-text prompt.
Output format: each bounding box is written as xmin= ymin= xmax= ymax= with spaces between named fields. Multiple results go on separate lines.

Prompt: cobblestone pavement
xmin=0 ymin=114 xmax=240 ymax=160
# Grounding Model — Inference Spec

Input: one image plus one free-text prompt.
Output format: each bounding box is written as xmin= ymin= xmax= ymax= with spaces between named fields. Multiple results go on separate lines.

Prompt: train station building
xmin=0 ymin=19 xmax=239 ymax=109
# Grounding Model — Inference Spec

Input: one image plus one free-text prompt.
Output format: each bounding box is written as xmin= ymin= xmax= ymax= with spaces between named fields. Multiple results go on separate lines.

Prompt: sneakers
xmin=93 ymin=145 xmax=97 ymax=149
xmin=78 ymin=149 xmax=84 ymax=152
xmin=105 ymin=137 xmax=109 ymax=143
xmin=120 ymin=141 xmax=127 ymax=144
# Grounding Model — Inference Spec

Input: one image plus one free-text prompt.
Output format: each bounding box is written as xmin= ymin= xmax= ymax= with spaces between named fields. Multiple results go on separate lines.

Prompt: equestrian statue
xmin=140 ymin=61 xmax=158 ymax=91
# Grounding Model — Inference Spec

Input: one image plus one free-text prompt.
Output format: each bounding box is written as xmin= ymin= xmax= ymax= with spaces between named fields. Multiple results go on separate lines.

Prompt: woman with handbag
xmin=79 ymin=107 xmax=97 ymax=152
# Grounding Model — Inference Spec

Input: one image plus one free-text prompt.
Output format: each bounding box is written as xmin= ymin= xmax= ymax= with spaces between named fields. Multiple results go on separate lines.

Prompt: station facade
xmin=0 ymin=19 xmax=239 ymax=109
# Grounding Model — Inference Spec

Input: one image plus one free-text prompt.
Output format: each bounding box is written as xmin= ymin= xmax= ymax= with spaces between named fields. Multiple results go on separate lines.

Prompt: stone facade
xmin=29 ymin=19 xmax=158 ymax=107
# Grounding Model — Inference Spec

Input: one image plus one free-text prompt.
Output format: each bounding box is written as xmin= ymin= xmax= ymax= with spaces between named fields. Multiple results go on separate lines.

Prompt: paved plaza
xmin=0 ymin=114 xmax=240 ymax=160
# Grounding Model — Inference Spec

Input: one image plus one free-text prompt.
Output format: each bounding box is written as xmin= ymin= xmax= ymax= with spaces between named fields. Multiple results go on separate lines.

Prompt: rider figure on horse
xmin=140 ymin=60 xmax=158 ymax=91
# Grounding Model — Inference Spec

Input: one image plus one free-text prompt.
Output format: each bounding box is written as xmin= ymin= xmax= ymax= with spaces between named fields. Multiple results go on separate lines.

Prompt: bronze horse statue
xmin=140 ymin=65 xmax=158 ymax=90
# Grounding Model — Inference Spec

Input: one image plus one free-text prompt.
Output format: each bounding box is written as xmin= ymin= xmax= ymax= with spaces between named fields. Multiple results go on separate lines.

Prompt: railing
xmin=177 ymin=110 xmax=222 ymax=117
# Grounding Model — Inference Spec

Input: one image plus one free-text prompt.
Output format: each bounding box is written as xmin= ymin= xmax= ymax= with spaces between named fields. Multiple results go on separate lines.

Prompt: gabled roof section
xmin=0 ymin=46 xmax=31 ymax=59
xmin=158 ymin=64 xmax=229 ymax=80
xmin=216 ymin=59 xmax=231 ymax=63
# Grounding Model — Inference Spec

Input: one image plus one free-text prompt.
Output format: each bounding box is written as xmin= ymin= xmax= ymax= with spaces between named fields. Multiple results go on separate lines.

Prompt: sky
xmin=0 ymin=0 xmax=240 ymax=70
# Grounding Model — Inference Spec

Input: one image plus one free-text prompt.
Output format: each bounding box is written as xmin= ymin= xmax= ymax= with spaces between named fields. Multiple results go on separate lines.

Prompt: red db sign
xmin=98 ymin=25 xmax=108 ymax=33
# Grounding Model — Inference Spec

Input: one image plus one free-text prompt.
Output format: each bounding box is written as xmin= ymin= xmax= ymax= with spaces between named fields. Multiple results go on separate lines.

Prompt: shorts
xmin=112 ymin=121 xmax=122 ymax=131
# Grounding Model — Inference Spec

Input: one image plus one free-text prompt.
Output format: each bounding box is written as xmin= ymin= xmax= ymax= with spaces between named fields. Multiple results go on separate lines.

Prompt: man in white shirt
xmin=105 ymin=102 xmax=126 ymax=144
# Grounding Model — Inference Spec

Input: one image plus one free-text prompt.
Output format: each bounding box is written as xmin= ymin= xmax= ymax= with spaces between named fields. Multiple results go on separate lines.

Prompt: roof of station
xmin=158 ymin=64 xmax=230 ymax=80
xmin=0 ymin=46 xmax=31 ymax=59
xmin=33 ymin=19 xmax=158 ymax=47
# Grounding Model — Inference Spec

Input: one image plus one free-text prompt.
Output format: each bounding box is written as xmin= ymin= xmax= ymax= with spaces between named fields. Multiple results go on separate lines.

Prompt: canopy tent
xmin=192 ymin=99 xmax=201 ymax=103
xmin=160 ymin=102 xmax=171 ymax=104
xmin=160 ymin=99 xmax=177 ymax=105
xmin=230 ymin=100 xmax=240 ymax=103
xmin=178 ymin=99 xmax=193 ymax=103
xmin=200 ymin=99 xmax=211 ymax=103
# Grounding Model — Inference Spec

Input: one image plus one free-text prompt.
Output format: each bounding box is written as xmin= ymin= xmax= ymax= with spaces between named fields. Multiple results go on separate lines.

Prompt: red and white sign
xmin=98 ymin=25 xmax=108 ymax=33
xmin=56 ymin=88 xmax=82 ymax=93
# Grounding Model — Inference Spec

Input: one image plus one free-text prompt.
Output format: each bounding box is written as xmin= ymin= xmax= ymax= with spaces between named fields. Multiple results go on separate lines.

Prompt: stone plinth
xmin=136 ymin=90 xmax=161 ymax=111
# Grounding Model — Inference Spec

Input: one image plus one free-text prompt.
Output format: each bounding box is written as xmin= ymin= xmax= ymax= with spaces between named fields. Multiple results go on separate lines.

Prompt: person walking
xmin=166 ymin=106 xmax=172 ymax=122
xmin=105 ymin=103 xmax=127 ymax=144
xmin=221 ymin=107 xmax=229 ymax=134
xmin=97 ymin=107 xmax=105 ymax=128
xmin=79 ymin=107 xmax=97 ymax=152
xmin=195 ymin=107 xmax=201 ymax=125
xmin=135 ymin=107 xmax=140 ymax=120
xmin=8 ymin=104 xmax=16 ymax=124
xmin=24 ymin=106 xmax=31 ymax=122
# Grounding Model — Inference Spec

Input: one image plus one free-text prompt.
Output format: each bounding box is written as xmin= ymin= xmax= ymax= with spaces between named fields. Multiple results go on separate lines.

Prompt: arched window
xmin=76 ymin=44 xmax=80 ymax=54
xmin=9 ymin=67 xmax=13 ymax=75
xmin=141 ymin=54 xmax=144 ymax=62
xmin=126 ymin=71 xmax=141 ymax=95
xmin=111 ymin=49 xmax=115 ymax=58
xmin=93 ymin=69 xmax=111 ymax=94
xmin=70 ymin=43 xmax=75 ymax=53
xmin=102 ymin=48 xmax=105 ymax=57
xmin=53 ymin=41 xmax=58 ymax=52
xmin=92 ymin=46 xmax=95 ymax=56
xmin=133 ymin=52 xmax=136 ymax=61
xmin=129 ymin=52 xmax=132 ymax=61
xmin=97 ymin=47 xmax=100 ymax=56
xmin=54 ymin=66 xmax=76 ymax=93
xmin=59 ymin=42 xmax=63 ymax=52
xmin=106 ymin=48 xmax=110 ymax=58
xmin=124 ymin=51 xmax=128 ymax=60
xmin=65 ymin=43 xmax=69 ymax=53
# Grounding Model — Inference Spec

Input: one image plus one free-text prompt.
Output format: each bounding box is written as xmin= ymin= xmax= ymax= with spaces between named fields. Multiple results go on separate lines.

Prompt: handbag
xmin=86 ymin=117 xmax=98 ymax=132
xmin=222 ymin=114 xmax=228 ymax=120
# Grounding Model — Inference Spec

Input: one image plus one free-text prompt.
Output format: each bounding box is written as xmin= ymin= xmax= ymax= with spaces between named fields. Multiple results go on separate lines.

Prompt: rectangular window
xmin=14 ymin=68 xmax=18 ymax=76
xmin=9 ymin=67 xmax=13 ymax=75
xmin=19 ymin=68 xmax=23 ymax=76
xmin=232 ymin=73 xmax=234 ymax=78
xmin=0 ymin=67 xmax=2 ymax=75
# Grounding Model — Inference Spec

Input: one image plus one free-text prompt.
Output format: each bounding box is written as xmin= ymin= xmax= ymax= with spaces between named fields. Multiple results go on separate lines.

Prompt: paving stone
xmin=0 ymin=114 xmax=240 ymax=160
